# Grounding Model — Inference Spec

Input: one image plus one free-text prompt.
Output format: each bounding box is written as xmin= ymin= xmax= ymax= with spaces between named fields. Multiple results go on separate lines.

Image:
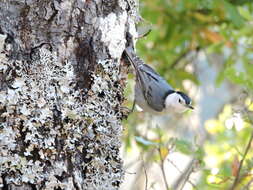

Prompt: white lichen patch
xmin=0 ymin=34 xmax=8 ymax=72
xmin=0 ymin=34 xmax=7 ymax=53
xmin=76 ymin=59 xmax=124 ymax=189
xmin=97 ymin=12 xmax=127 ymax=59
xmin=0 ymin=47 xmax=82 ymax=186
xmin=0 ymin=45 xmax=124 ymax=188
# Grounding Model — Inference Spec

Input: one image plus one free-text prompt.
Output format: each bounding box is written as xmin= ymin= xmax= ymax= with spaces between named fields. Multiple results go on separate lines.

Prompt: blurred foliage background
xmin=121 ymin=0 xmax=253 ymax=190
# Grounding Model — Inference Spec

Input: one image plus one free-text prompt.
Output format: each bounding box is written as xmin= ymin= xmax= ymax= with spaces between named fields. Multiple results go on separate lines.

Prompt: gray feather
xmin=125 ymin=47 xmax=174 ymax=112
xmin=136 ymin=64 xmax=173 ymax=111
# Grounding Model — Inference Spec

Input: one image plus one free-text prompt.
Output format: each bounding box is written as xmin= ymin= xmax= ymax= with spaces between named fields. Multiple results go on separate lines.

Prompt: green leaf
xmin=238 ymin=7 xmax=252 ymax=21
xmin=224 ymin=66 xmax=245 ymax=84
xmin=195 ymin=147 xmax=205 ymax=160
xmin=224 ymin=1 xmax=245 ymax=27
xmin=215 ymin=70 xmax=226 ymax=86
xmin=244 ymin=62 xmax=253 ymax=78
xmin=206 ymin=42 xmax=224 ymax=53
xmin=229 ymin=0 xmax=253 ymax=5
xmin=175 ymin=69 xmax=200 ymax=85
xmin=175 ymin=139 xmax=193 ymax=155
xmin=246 ymin=80 xmax=253 ymax=90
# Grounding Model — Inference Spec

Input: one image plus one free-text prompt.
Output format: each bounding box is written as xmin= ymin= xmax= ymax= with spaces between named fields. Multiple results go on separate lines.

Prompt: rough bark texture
xmin=0 ymin=0 xmax=138 ymax=189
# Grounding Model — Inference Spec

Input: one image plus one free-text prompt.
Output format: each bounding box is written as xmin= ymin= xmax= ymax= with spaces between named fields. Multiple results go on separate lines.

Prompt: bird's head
xmin=165 ymin=91 xmax=193 ymax=113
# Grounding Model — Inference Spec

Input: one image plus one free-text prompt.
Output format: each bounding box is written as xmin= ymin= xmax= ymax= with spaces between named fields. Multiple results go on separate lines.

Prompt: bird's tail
xmin=124 ymin=46 xmax=144 ymax=70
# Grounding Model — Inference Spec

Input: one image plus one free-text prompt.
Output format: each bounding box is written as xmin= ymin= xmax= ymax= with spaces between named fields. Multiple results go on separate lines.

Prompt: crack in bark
xmin=74 ymin=37 xmax=95 ymax=90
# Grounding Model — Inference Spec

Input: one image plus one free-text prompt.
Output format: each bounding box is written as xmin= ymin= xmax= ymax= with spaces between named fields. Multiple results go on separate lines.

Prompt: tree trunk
xmin=0 ymin=0 xmax=137 ymax=189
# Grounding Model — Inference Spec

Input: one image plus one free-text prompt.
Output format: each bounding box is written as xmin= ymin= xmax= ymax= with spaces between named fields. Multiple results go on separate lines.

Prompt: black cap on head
xmin=176 ymin=91 xmax=192 ymax=105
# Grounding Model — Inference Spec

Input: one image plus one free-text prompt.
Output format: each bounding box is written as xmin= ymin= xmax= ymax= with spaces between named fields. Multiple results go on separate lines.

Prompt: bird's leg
xmin=119 ymin=100 xmax=136 ymax=119
xmin=131 ymin=100 xmax=136 ymax=113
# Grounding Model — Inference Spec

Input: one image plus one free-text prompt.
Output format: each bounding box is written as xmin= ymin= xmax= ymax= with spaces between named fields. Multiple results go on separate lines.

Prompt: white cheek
xmin=165 ymin=94 xmax=187 ymax=113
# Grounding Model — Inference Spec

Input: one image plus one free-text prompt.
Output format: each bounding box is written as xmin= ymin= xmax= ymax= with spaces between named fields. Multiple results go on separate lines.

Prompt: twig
xmin=179 ymin=159 xmax=199 ymax=190
xmin=158 ymin=146 xmax=170 ymax=190
xmin=167 ymin=159 xmax=197 ymax=189
xmin=242 ymin=178 xmax=253 ymax=190
xmin=142 ymin=159 xmax=148 ymax=190
xmin=167 ymin=158 xmax=182 ymax=173
xmin=229 ymin=130 xmax=253 ymax=190
xmin=128 ymin=150 xmax=155 ymax=190
xmin=156 ymin=126 xmax=170 ymax=190
xmin=169 ymin=47 xmax=200 ymax=69
xmin=179 ymin=165 xmax=194 ymax=190
xmin=140 ymin=154 xmax=149 ymax=190
xmin=172 ymin=159 xmax=196 ymax=190
xmin=169 ymin=50 xmax=191 ymax=69
xmin=211 ymin=177 xmax=231 ymax=185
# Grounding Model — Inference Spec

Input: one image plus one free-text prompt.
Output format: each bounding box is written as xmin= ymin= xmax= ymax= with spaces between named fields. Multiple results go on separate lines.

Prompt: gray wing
xmin=136 ymin=64 xmax=174 ymax=112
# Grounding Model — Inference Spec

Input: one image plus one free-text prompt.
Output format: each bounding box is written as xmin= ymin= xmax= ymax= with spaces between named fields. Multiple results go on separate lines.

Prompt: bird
xmin=124 ymin=47 xmax=193 ymax=114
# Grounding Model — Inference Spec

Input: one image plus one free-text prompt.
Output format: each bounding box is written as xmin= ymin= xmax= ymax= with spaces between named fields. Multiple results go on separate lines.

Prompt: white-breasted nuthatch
xmin=124 ymin=47 xmax=194 ymax=114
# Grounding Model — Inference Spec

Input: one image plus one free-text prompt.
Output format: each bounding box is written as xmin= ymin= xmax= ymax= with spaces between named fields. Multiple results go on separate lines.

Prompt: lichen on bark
xmin=0 ymin=0 xmax=138 ymax=189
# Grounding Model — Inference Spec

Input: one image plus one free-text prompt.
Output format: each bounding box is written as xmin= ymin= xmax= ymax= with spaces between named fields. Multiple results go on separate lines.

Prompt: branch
xmin=158 ymin=146 xmax=170 ymax=190
xmin=229 ymin=130 xmax=253 ymax=190
xmin=169 ymin=47 xmax=200 ymax=69
xmin=156 ymin=127 xmax=170 ymax=190
xmin=167 ymin=159 xmax=197 ymax=189
xmin=179 ymin=161 xmax=196 ymax=190
xmin=242 ymin=177 xmax=253 ymax=190
xmin=172 ymin=159 xmax=196 ymax=190
xmin=169 ymin=50 xmax=191 ymax=69
xmin=142 ymin=159 xmax=148 ymax=190
xmin=128 ymin=148 xmax=156 ymax=190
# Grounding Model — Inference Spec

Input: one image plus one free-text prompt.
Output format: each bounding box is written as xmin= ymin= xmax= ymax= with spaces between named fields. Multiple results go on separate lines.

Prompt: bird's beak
xmin=186 ymin=104 xmax=194 ymax=109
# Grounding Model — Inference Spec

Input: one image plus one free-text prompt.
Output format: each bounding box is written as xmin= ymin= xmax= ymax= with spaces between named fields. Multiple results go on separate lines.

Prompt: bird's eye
xmin=178 ymin=99 xmax=182 ymax=103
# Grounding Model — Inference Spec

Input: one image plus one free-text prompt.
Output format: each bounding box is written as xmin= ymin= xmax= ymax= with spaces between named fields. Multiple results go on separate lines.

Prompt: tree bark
xmin=0 ymin=0 xmax=138 ymax=189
